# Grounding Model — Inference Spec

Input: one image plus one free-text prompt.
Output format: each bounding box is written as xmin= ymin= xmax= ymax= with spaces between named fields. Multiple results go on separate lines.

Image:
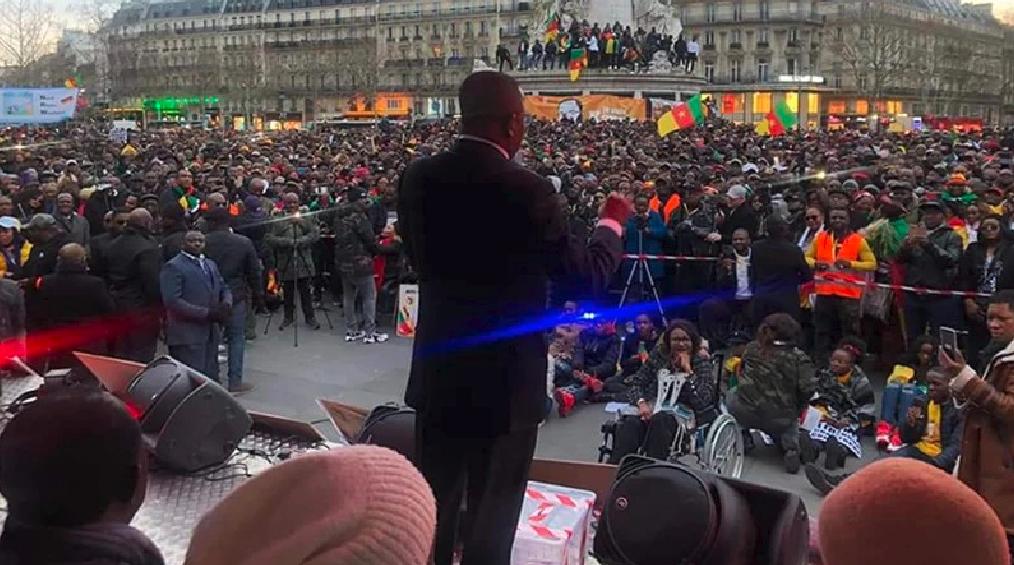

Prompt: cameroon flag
xmin=765 ymin=100 xmax=798 ymax=136
xmin=544 ymin=12 xmax=560 ymax=43
xmin=569 ymin=47 xmax=587 ymax=81
xmin=656 ymin=95 xmax=706 ymax=137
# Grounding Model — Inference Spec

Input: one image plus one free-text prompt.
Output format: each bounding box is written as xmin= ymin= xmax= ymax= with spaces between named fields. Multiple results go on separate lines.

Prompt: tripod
xmin=618 ymin=226 xmax=666 ymax=322
xmin=264 ymin=218 xmax=335 ymax=346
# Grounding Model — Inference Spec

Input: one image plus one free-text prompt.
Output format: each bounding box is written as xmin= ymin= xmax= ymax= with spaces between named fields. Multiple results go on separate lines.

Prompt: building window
xmin=704 ymin=30 xmax=715 ymax=46
xmin=754 ymin=92 xmax=772 ymax=113
xmin=759 ymin=0 xmax=769 ymax=20
xmin=758 ymin=28 xmax=769 ymax=45
xmin=758 ymin=60 xmax=769 ymax=82
xmin=706 ymin=3 xmax=717 ymax=22
xmin=704 ymin=63 xmax=715 ymax=82
xmin=731 ymin=30 xmax=741 ymax=44
xmin=787 ymin=57 xmax=797 ymax=75
xmin=835 ymin=27 xmax=843 ymax=41
xmin=785 ymin=91 xmax=799 ymax=112
xmin=833 ymin=74 xmax=842 ymax=88
xmin=730 ymin=59 xmax=741 ymax=82
xmin=855 ymin=100 xmax=869 ymax=114
xmin=788 ymin=28 xmax=799 ymax=45
xmin=733 ymin=2 xmax=742 ymax=22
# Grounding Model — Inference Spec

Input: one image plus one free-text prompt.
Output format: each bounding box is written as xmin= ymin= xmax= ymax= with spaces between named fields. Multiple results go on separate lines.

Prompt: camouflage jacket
xmin=332 ymin=202 xmax=380 ymax=278
xmin=736 ymin=341 xmax=816 ymax=415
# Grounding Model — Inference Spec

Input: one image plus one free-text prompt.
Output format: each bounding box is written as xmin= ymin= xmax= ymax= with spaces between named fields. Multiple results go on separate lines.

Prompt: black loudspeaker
xmin=355 ymin=404 xmax=416 ymax=464
xmin=595 ymin=455 xmax=809 ymax=565
xmin=126 ymin=356 xmax=252 ymax=473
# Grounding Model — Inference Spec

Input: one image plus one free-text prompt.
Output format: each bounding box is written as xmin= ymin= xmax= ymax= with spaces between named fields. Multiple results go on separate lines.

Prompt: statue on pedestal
xmin=635 ymin=0 xmax=682 ymax=37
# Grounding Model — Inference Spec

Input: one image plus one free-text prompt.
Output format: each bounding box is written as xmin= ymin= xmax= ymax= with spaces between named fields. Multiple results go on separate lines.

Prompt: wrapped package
xmin=511 ymin=481 xmax=596 ymax=565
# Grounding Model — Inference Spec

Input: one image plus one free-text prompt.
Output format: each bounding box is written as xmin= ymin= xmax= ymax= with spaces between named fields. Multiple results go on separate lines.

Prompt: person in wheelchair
xmin=606 ymin=319 xmax=717 ymax=464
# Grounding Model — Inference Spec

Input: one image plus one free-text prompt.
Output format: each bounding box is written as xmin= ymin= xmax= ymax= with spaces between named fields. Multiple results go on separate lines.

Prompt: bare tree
xmin=0 ymin=0 xmax=56 ymax=86
xmin=831 ymin=2 xmax=914 ymax=118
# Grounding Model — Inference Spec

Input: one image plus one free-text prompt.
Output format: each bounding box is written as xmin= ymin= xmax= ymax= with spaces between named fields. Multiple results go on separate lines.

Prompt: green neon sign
xmin=143 ymin=96 xmax=221 ymax=111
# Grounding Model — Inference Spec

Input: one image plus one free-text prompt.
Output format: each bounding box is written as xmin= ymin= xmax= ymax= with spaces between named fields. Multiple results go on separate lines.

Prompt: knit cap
xmin=185 ymin=446 xmax=436 ymax=565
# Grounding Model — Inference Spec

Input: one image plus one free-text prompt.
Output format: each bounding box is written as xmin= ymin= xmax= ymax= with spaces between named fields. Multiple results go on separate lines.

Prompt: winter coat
xmin=626 ymin=341 xmax=717 ymax=426
xmin=53 ymin=213 xmax=90 ymax=247
xmin=811 ymin=366 xmax=876 ymax=425
xmin=737 ymin=340 xmax=817 ymax=415
xmin=956 ymin=339 xmax=1014 ymax=535
xmin=265 ymin=214 xmax=319 ymax=281
xmin=573 ymin=328 xmax=621 ymax=380
xmin=333 ymin=202 xmax=381 ymax=279
xmin=897 ymin=224 xmax=963 ymax=289
xmin=623 ymin=210 xmax=666 ymax=279
xmin=899 ymin=398 xmax=964 ymax=472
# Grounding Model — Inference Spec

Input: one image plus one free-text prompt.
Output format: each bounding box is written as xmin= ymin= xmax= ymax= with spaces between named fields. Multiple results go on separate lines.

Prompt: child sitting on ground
xmin=800 ymin=339 xmax=875 ymax=473
xmin=876 ymin=335 xmax=936 ymax=451
xmin=553 ymin=318 xmax=621 ymax=417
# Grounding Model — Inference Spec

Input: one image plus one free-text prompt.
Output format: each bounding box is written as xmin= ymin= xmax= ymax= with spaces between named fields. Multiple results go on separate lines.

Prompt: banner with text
xmin=0 ymin=88 xmax=80 ymax=124
xmin=524 ymin=95 xmax=647 ymax=122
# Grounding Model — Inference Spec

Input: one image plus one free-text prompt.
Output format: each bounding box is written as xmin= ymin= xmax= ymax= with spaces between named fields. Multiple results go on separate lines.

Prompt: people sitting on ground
xmin=185 ymin=446 xmax=436 ymax=565
xmin=876 ymin=335 xmax=937 ymax=451
xmin=817 ymin=458 xmax=1010 ymax=565
xmin=806 ymin=369 xmax=964 ymax=497
xmin=607 ymin=319 xmax=716 ymax=464
xmin=619 ymin=312 xmax=660 ymax=379
xmin=553 ymin=317 xmax=621 ymax=416
xmin=800 ymin=340 xmax=875 ymax=473
xmin=0 ymin=389 xmax=163 ymax=565
xmin=727 ymin=313 xmax=817 ymax=474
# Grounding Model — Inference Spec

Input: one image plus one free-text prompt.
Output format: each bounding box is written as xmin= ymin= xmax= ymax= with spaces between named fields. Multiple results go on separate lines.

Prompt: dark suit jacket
xmin=204 ymin=228 xmax=262 ymax=301
xmin=398 ymin=139 xmax=623 ymax=436
xmin=33 ymin=265 xmax=116 ymax=360
xmin=160 ymin=253 xmax=232 ymax=346
xmin=751 ymin=238 xmax=812 ymax=297
xmin=106 ymin=228 xmax=162 ymax=311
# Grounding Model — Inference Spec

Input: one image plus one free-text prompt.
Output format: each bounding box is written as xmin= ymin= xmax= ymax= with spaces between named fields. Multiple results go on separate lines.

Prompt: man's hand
xmin=706 ymin=232 xmax=722 ymax=242
xmin=834 ymin=259 xmax=852 ymax=270
xmin=814 ymin=262 xmax=831 ymax=272
xmin=938 ymin=346 xmax=966 ymax=377
xmin=906 ymin=405 xmax=923 ymax=427
xmin=637 ymin=399 xmax=654 ymax=421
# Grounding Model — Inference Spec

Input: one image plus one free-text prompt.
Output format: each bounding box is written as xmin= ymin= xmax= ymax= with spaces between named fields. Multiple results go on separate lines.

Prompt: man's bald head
xmin=127 ymin=208 xmax=153 ymax=231
xmin=459 ymin=72 xmax=523 ymax=129
xmin=58 ymin=243 xmax=87 ymax=268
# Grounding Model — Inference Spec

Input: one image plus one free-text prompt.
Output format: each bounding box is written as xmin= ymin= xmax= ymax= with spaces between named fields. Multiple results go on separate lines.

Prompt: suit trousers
xmin=417 ymin=422 xmax=539 ymax=565
xmin=169 ymin=330 xmax=220 ymax=383
xmin=813 ymin=295 xmax=861 ymax=361
xmin=282 ymin=278 xmax=315 ymax=323
xmin=225 ymin=300 xmax=247 ymax=388
xmin=117 ymin=313 xmax=160 ymax=364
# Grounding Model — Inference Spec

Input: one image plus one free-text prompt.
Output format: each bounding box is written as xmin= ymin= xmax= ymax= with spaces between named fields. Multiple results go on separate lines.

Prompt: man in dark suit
xmin=203 ymin=208 xmax=262 ymax=393
xmin=30 ymin=243 xmax=116 ymax=370
xmin=398 ymin=71 xmax=630 ymax=565
xmin=106 ymin=209 xmax=162 ymax=363
xmin=160 ymin=230 xmax=232 ymax=382
xmin=88 ymin=208 xmax=130 ymax=281
xmin=752 ymin=216 xmax=813 ymax=323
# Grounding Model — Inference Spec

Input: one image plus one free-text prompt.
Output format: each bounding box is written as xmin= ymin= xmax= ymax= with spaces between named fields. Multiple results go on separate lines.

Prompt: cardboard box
xmin=511 ymin=481 xmax=596 ymax=565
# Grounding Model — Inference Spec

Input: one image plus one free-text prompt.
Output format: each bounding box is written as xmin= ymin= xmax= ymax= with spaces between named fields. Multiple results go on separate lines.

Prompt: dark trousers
xmin=904 ymin=294 xmax=962 ymax=347
xmin=727 ymin=392 xmax=800 ymax=453
xmin=417 ymin=422 xmax=539 ymax=565
xmin=753 ymin=292 xmax=801 ymax=327
xmin=698 ymin=297 xmax=752 ymax=348
xmin=609 ymin=412 xmax=679 ymax=464
xmin=813 ymin=295 xmax=861 ymax=361
xmin=169 ymin=331 xmax=220 ymax=383
xmin=116 ymin=313 xmax=160 ymax=364
xmin=282 ymin=278 xmax=315 ymax=323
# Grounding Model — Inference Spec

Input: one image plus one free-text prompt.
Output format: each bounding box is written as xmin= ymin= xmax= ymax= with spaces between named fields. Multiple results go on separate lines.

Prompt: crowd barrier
xmin=622 ymin=253 xmax=992 ymax=298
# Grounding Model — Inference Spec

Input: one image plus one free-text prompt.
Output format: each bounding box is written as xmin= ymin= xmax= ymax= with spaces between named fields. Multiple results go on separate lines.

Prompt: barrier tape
xmin=622 ymin=253 xmax=991 ymax=298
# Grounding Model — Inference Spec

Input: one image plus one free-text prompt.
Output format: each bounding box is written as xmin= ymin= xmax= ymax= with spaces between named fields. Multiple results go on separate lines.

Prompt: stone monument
xmin=531 ymin=0 xmax=681 ymax=40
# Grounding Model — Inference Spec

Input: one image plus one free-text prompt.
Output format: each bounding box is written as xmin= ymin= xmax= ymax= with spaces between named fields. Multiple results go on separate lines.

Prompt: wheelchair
xmin=597 ymin=352 xmax=745 ymax=479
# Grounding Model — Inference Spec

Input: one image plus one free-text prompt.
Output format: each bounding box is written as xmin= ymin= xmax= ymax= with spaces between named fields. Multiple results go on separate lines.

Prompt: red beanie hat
xmin=818 ymin=458 xmax=1009 ymax=565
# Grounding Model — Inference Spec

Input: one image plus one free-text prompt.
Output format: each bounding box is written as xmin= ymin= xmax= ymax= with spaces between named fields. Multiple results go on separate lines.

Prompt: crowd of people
xmin=499 ymin=18 xmax=699 ymax=73
xmin=0 ymin=84 xmax=1010 ymax=561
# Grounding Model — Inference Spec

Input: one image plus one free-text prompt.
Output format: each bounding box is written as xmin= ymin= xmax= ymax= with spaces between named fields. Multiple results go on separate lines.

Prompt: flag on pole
xmin=569 ymin=47 xmax=587 ymax=81
xmin=656 ymin=94 xmax=707 ymax=137
xmin=765 ymin=100 xmax=798 ymax=136
xmin=544 ymin=12 xmax=560 ymax=43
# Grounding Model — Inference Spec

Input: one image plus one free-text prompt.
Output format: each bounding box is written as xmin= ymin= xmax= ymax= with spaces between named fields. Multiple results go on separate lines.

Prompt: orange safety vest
xmin=813 ymin=231 xmax=864 ymax=300
xmin=649 ymin=194 xmax=682 ymax=224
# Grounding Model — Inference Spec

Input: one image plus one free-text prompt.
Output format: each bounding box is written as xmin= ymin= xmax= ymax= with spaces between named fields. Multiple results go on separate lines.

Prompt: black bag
xmin=356 ymin=404 xmax=416 ymax=463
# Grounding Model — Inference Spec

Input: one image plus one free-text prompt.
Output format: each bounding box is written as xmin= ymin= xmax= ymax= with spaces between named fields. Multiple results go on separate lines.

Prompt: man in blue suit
xmin=160 ymin=230 xmax=232 ymax=382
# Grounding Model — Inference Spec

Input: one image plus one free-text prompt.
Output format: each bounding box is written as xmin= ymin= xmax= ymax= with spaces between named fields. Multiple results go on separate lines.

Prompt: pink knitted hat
xmin=184 ymin=446 xmax=436 ymax=565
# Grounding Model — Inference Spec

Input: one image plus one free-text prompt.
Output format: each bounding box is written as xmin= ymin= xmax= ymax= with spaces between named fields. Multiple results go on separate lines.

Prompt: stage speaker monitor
xmin=126 ymin=356 xmax=252 ymax=473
